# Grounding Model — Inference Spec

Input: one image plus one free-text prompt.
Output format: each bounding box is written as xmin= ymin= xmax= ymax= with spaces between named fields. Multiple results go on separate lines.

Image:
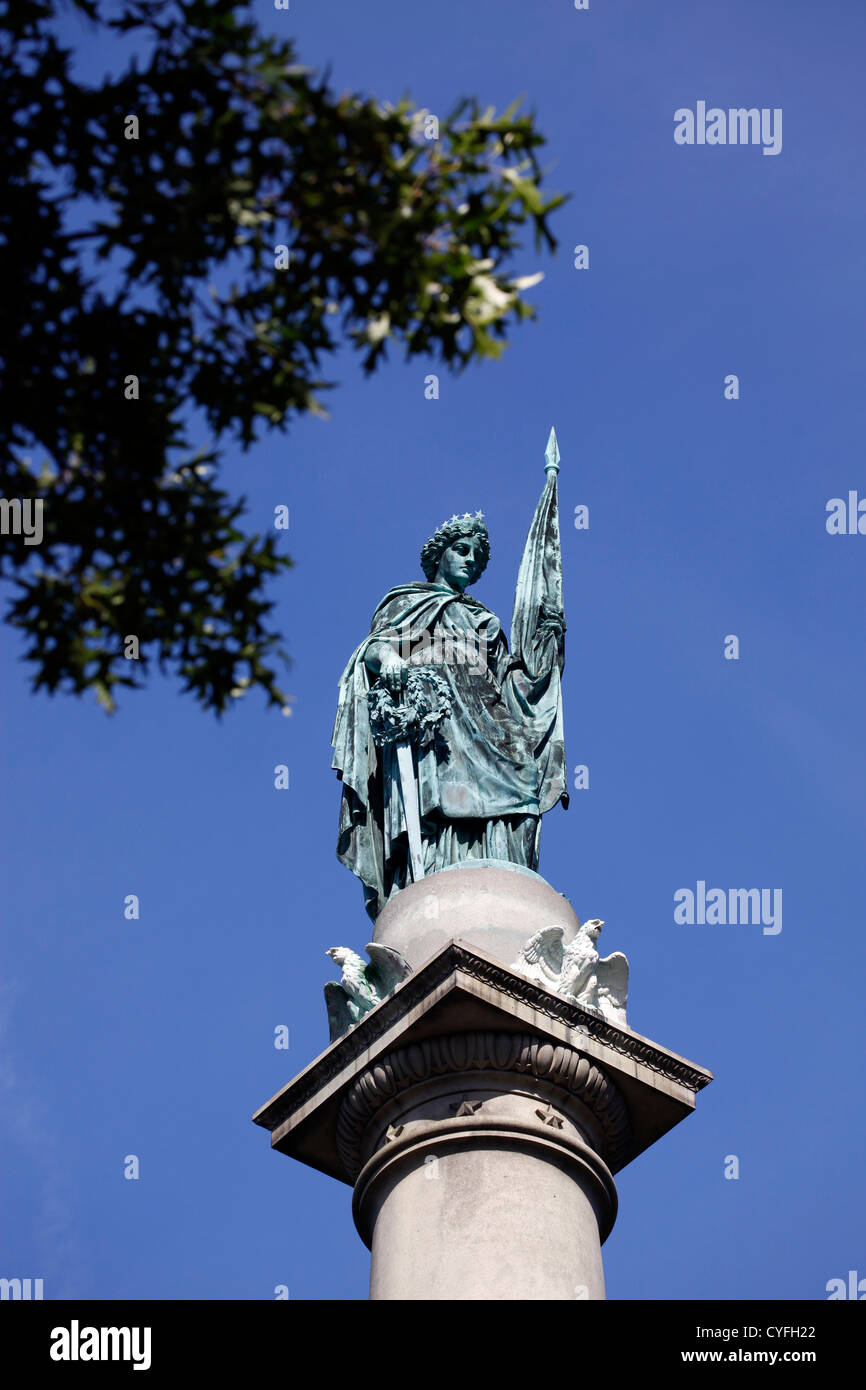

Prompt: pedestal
xmin=253 ymin=869 xmax=712 ymax=1301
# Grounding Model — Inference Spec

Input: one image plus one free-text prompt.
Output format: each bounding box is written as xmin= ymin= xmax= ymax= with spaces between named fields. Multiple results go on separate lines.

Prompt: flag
xmin=509 ymin=426 xmax=568 ymax=812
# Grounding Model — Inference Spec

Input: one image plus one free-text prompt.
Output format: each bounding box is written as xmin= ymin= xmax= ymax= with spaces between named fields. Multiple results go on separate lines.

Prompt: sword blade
xmin=395 ymin=739 xmax=425 ymax=883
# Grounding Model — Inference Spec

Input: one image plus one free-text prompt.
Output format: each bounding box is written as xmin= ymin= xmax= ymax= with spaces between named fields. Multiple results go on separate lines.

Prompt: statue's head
xmin=420 ymin=511 xmax=490 ymax=590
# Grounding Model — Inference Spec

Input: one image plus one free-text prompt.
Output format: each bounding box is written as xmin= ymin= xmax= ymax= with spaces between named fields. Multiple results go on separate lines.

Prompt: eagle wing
xmin=596 ymin=952 xmax=629 ymax=1026
xmin=324 ymin=981 xmax=354 ymax=1042
xmin=364 ymin=943 xmax=413 ymax=998
xmin=513 ymin=925 xmax=566 ymax=986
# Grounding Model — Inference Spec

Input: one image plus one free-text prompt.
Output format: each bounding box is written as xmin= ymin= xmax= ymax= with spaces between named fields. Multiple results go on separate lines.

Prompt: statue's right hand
xmin=376 ymin=646 xmax=408 ymax=696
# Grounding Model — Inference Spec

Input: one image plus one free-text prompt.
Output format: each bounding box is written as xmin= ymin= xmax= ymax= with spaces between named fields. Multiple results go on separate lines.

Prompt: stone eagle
xmin=512 ymin=919 xmax=629 ymax=1027
xmin=324 ymin=944 xmax=413 ymax=1041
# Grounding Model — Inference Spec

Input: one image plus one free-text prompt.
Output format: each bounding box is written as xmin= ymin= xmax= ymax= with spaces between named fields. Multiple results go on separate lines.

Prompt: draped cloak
xmin=332 ymin=575 xmax=567 ymax=921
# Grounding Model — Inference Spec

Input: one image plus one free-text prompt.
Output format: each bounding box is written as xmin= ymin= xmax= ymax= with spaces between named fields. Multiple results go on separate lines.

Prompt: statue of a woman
xmin=332 ymin=441 xmax=568 ymax=921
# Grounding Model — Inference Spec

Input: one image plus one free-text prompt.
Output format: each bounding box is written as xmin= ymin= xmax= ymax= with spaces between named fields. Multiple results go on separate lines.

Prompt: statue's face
xmin=435 ymin=535 xmax=483 ymax=592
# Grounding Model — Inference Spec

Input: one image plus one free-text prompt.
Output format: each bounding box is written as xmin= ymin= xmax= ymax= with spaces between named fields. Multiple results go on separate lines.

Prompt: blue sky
xmin=2 ymin=0 xmax=864 ymax=1300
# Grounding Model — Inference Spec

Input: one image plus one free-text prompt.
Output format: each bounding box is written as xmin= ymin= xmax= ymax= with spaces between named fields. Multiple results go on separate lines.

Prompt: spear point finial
xmin=544 ymin=426 xmax=560 ymax=475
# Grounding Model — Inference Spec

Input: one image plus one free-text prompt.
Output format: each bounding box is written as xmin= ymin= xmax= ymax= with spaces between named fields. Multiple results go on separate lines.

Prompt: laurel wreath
xmin=368 ymin=668 xmax=453 ymax=747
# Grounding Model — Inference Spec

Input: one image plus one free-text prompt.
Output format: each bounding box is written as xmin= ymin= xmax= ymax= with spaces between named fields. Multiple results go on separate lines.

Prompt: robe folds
xmin=332 ymin=580 xmax=567 ymax=921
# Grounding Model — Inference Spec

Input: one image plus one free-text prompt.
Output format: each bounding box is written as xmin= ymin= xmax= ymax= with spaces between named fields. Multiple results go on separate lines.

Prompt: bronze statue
xmin=332 ymin=430 xmax=568 ymax=920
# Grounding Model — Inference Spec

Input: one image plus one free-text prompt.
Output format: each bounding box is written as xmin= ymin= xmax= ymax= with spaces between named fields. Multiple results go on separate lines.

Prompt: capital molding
xmin=253 ymin=940 xmax=712 ymax=1186
xmin=336 ymin=1029 xmax=631 ymax=1180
